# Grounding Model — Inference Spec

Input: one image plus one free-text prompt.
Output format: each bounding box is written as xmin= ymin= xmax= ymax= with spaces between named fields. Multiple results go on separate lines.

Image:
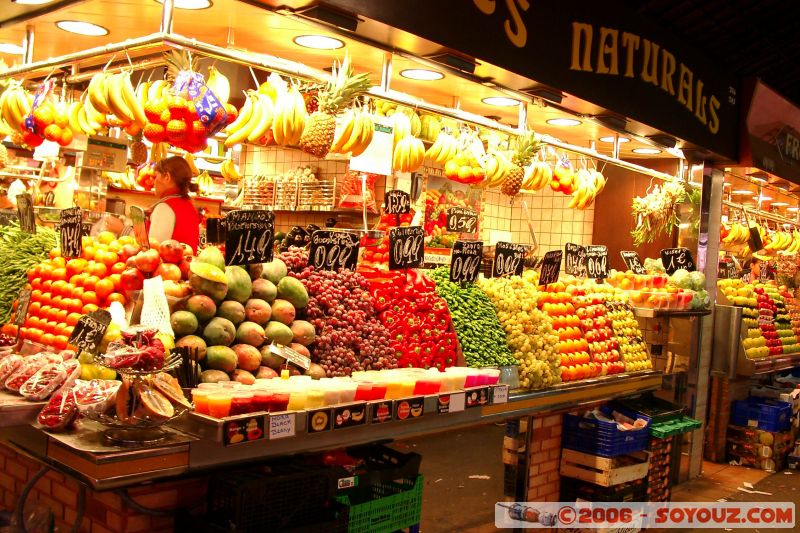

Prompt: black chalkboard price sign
xmin=309 ymin=230 xmax=360 ymax=272
xmin=717 ymin=260 xmax=736 ymax=280
xmin=660 ymin=247 xmax=696 ymax=274
xmin=384 ymin=190 xmax=411 ymax=215
xmin=450 ymin=240 xmax=483 ymax=283
xmin=538 ymin=250 xmax=563 ymax=286
xmin=68 ymin=309 xmax=112 ymax=356
xmin=14 ymin=289 xmax=31 ymax=328
xmin=16 ymin=193 xmax=35 ymax=234
xmin=59 ymin=207 xmax=83 ymax=259
xmin=389 ymin=226 xmax=424 ymax=270
xmin=620 ymin=250 xmax=647 ymax=274
xmin=564 ymin=243 xmax=586 ymax=277
xmin=492 ymin=242 xmax=528 ymax=278
xmin=446 ymin=207 xmax=478 ymax=234
xmin=225 ymin=210 xmax=275 ymax=266
xmin=586 ymin=245 xmax=609 ymax=279
xmin=739 ymin=268 xmax=752 ymax=283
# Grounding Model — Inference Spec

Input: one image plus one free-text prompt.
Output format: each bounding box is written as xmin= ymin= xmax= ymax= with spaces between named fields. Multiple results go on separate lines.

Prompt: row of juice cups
xmin=192 ymin=367 xmax=502 ymax=419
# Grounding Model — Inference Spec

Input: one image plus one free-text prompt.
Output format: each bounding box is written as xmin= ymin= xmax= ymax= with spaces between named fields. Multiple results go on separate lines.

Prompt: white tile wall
xmin=480 ymin=189 xmax=595 ymax=251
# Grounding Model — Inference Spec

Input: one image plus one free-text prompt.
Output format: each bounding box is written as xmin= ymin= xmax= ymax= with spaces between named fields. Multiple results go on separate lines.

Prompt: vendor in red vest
xmin=147 ymin=156 xmax=200 ymax=252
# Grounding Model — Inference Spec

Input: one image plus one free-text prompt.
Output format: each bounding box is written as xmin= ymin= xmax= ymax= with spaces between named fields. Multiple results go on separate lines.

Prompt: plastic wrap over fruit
xmin=20 ymin=363 xmax=68 ymax=401
xmin=37 ymin=391 xmax=78 ymax=432
xmin=72 ymin=379 xmax=122 ymax=414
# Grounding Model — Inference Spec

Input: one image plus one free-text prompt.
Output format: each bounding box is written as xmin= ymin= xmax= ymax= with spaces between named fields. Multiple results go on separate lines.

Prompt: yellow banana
xmin=105 ymin=73 xmax=134 ymax=123
xmin=225 ymin=93 xmax=260 ymax=148
xmin=148 ymin=80 xmax=169 ymax=101
xmin=247 ymin=93 xmax=275 ymax=144
xmin=88 ymin=72 xmax=112 ymax=114
xmin=119 ymin=71 xmax=147 ymax=127
xmin=225 ymin=92 xmax=254 ymax=135
xmin=426 ymin=132 xmax=444 ymax=161
xmin=271 ymin=95 xmax=286 ymax=145
xmin=331 ymin=110 xmax=356 ymax=153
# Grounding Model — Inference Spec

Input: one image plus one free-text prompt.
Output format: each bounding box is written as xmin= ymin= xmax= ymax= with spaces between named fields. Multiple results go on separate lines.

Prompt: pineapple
xmin=501 ymin=132 xmax=541 ymax=196
xmin=164 ymin=49 xmax=199 ymax=81
xmin=299 ymin=54 xmax=371 ymax=158
xmin=130 ymin=133 xmax=148 ymax=166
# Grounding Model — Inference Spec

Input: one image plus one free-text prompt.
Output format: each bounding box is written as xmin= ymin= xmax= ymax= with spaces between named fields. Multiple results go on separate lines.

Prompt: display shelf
xmin=0 ymin=391 xmax=45 ymax=428
xmin=0 ymin=372 xmax=661 ymax=490
xmin=632 ymin=308 xmax=712 ymax=318
xmin=106 ymin=184 xmax=225 ymax=203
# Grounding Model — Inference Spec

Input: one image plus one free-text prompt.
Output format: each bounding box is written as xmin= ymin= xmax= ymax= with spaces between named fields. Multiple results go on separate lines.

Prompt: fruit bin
xmin=610 ymin=394 xmax=684 ymax=424
xmin=561 ymin=476 xmax=647 ymax=502
xmin=562 ymin=410 xmax=650 ymax=457
xmin=335 ymin=475 xmax=423 ymax=533
xmin=731 ymin=397 xmax=792 ymax=432
xmin=559 ymin=449 xmax=650 ymax=487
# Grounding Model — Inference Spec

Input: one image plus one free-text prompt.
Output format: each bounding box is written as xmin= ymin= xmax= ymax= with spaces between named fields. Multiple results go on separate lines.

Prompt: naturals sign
xmin=320 ymin=0 xmax=738 ymax=159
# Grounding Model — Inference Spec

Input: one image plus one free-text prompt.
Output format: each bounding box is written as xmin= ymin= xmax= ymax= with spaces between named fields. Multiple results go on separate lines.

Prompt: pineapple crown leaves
xmin=164 ymin=49 xmax=200 ymax=80
xmin=317 ymin=53 xmax=371 ymax=115
xmin=512 ymin=131 xmax=542 ymax=166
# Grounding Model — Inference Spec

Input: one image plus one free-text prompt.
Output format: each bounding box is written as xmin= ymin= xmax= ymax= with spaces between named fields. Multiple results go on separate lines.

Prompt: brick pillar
xmin=705 ymin=376 xmax=732 ymax=463
xmin=0 ymin=442 xmax=206 ymax=533
xmin=527 ymin=413 xmax=563 ymax=502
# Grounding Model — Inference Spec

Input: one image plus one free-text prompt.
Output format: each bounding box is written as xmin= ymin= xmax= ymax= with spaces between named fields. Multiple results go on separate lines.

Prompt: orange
xmin=107 ymin=293 xmax=126 ymax=305
xmin=41 ymin=333 xmax=56 ymax=347
xmin=108 ymin=274 xmax=122 ymax=290
xmin=82 ymin=303 xmax=99 ymax=314
xmin=53 ymin=335 xmax=68 ymax=350
xmin=97 ymin=231 xmax=115 ymax=245
xmin=66 ymin=313 xmax=81 ymax=326
xmin=69 ymin=274 xmax=84 ymax=287
xmin=52 ymin=257 xmax=66 ymax=268
xmin=100 ymin=251 xmax=119 ymax=268
xmin=95 ymin=279 xmax=114 ymax=301
xmin=81 ymin=291 xmax=99 ymax=306
xmin=51 ymin=280 xmax=67 ymax=297
xmin=111 ymin=262 xmax=126 ymax=275
xmin=49 ymin=249 xmax=61 ymax=260
xmin=89 ymin=262 xmax=108 ymax=278
xmin=50 ymin=295 xmax=63 ymax=309
xmin=82 ymin=246 xmax=96 ymax=261
xmin=51 ymin=267 xmax=67 ymax=281
xmin=55 ymin=309 xmax=68 ymax=323
xmin=83 ymin=275 xmax=100 ymax=293
xmin=28 ymin=301 xmax=41 ymax=316
xmin=66 ymin=258 xmax=88 ymax=277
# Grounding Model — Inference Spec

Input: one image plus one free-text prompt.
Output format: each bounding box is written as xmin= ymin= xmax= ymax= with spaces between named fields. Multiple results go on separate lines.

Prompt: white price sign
xmin=269 ymin=413 xmax=296 ymax=439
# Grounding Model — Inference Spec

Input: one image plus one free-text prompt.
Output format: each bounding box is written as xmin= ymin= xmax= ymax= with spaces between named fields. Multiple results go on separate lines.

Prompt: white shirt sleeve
xmin=149 ymin=202 xmax=176 ymax=243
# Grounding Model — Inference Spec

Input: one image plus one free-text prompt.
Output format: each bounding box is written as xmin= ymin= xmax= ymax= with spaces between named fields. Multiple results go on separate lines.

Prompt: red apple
xmin=120 ymin=268 xmax=145 ymax=291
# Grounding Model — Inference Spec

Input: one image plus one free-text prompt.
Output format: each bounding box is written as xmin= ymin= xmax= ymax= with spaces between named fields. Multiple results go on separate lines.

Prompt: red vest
xmin=146 ymin=196 xmax=200 ymax=252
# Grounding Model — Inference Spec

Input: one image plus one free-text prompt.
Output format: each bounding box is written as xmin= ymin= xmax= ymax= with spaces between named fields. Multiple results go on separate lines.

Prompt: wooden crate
xmin=560 ymin=449 xmax=650 ymax=487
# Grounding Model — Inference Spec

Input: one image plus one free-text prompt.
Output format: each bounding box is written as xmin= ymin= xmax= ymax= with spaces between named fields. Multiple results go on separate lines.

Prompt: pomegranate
xmin=134 ymin=249 xmax=162 ymax=273
xmin=158 ymin=239 xmax=185 ymax=264
xmin=120 ymin=243 xmax=141 ymax=261
xmin=154 ymin=263 xmax=182 ymax=282
xmin=120 ymin=268 xmax=145 ymax=291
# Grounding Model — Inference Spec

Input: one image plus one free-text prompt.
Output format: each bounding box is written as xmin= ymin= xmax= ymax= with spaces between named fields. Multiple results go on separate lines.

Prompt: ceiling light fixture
xmin=731 ymin=189 xmax=753 ymax=195
xmin=12 ymin=0 xmax=56 ymax=5
xmin=55 ymin=20 xmax=108 ymax=36
xmin=293 ymin=35 xmax=345 ymax=50
xmin=0 ymin=43 xmax=24 ymax=55
xmin=756 ymin=195 xmax=773 ymax=201
xmin=546 ymin=118 xmax=582 ymax=127
xmin=751 ymin=177 xmax=768 ymax=184
xmin=723 ymin=182 xmax=732 ymax=187
xmin=400 ymin=68 xmax=444 ymax=81
xmin=788 ymin=207 xmax=799 ymax=212
xmin=771 ymin=202 xmax=789 ymax=207
xmin=599 ymin=135 xmax=630 ymax=143
xmin=481 ymin=96 xmax=519 ymax=107
xmin=155 ymin=0 xmax=212 ymax=9
xmin=631 ymin=147 xmax=662 ymax=155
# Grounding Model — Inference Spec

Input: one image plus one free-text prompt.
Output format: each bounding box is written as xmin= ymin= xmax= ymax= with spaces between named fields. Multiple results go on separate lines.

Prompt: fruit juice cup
xmin=320 ymin=384 xmax=341 ymax=406
xmin=339 ymin=382 xmax=358 ymax=403
xmin=207 ymin=392 xmax=232 ymax=419
xmin=268 ymin=391 xmax=290 ymax=412
xmin=464 ymin=369 xmax=483 ymax=387
xmin=305 ymin=389 xmax=325 ymax=409
xmin=444 ymin=367 xmax=468 ymax=390
xmin=197 ymin=383 xmax=222 ymax=390
xmin=191 ymin=389 xmax=210 ymax=415
xmin=482 ymin=368 xmax=501 ymax=385
xmin=399 ymin=379 xmax=416 ymax=397
xmin=220 ymin=381 xmax=241 ymax=390
xmin=286 ymin=389 xmax=307 ymax=411
xmin=230 ymin=391 xmax=254 ymax=416
xmin=354 ymin=382 xmax=373 ymax=401
xmin=384 ymin=378 xmax=405 ymax=399
xmin=252 ymin=390 xmax=272 ymax=412
xmin=414 ymin=378 xmax=441 ymax=395
xmin=370 ymin=382 xmax=387 ymax=400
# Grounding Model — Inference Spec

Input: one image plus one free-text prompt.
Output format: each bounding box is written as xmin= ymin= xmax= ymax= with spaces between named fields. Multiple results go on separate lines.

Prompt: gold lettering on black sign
xmin=570 ymin=22 xmax=721 ymax=135
xmin=472 ymin=0 xmax=530 ymax=48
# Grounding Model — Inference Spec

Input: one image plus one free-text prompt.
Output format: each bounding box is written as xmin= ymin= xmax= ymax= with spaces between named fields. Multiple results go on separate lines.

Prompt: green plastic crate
xmin=650 ymin=416 xmax=701 ymax=439
xmin=336 ymin=475 xmax=423 ymax=533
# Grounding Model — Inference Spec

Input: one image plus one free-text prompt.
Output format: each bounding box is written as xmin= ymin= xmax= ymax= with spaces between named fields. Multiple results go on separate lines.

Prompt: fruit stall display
xmin=717 ymin=279 xmax=800 ymax=360
xmin=359 ymin=212 xmax=414 ymax=271
xmin=424 ymin=180 xmax=480 ymax=249
xmin=606 ymin=268 xmax=709 ymax=311
xmin=0 ymin=223 xmax=58 ymax=324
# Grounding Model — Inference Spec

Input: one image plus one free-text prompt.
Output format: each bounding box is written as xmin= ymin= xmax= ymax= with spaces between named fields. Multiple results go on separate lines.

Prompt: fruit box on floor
xmin=727 ymin=424 xmax=794 ymax=471
xmin=730 ymin=397 xmax=793 ymax=432
xmin=559 ymin=449 xmax=650 ymax=487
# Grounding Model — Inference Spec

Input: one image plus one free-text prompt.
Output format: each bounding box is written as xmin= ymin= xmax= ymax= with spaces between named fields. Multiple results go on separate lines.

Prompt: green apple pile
xmin=477 ymin=276 xmax=561 ymax=390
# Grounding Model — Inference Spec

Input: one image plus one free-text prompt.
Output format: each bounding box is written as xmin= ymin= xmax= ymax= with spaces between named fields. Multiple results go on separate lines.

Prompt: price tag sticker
xmin=269 ymin=413 xmax=296 ymax=439
xmin=491 ymin=385 xmax=509 ymax=405
xmin=538 ymin=250 xmax=563 ymax=286
xmin=620 ymin=250 xmax=647 ymax=274
xmin=450 ymin=240 xmax=483 ymax=283
xmin=309 ymin=230 xmax=359 ymax=272
xmin=446 ymin=207 xmax=478 ymax=234
xmin=389 ymin=226 xmax=424 ymax=270
xmin=16 ymin=193 xmax=35 ymax=234
xmin=14 ymin=289 xmax=32 ymax=328
xmin=564 ymin=243 xmax=586 ymax=277
xmin=384 ymin=190 xmax=411 ymax=215
xmin=268 ymin=343 xmax=311 ymax=370
xmin=225 ymin=209 xmax=275 ymax=266
xmin=68 ymin=309 xmax=111 ymax=355
xmin=660 ymin=247 xmax=696 ymax=274
xmin=59 ymin=207 xmax=83 ymax=259
xmin=437 ymin=392 xmax=466 ymax=414
xmin=586 ymin=245 xmax=609 ymax=280
xmin=492 ymin=242 xmax=527 ymax=278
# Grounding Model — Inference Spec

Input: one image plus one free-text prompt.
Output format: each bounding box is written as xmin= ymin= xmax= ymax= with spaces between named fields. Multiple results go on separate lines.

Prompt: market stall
xmin=0 ymin=1 xmax=738 ymax=531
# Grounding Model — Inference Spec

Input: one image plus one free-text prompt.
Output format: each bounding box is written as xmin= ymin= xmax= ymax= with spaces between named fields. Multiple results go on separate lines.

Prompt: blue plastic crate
xmin=562 ymin=411 xmax=650 ymax=458
xmin=731 ymin=398 xmax=792 ymax=432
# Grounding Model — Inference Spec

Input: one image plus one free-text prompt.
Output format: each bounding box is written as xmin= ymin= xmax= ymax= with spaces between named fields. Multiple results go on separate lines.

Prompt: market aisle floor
xmin=397 ymin=423 xmax=506 ymax=532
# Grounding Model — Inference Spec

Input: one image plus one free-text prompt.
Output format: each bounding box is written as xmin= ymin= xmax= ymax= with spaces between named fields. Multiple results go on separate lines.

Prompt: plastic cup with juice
xmin=286 ymin=388 xmax=307 ymax=411
xmin=229 ymin=391 xmax=254 ymax=416
xmin=252 ymin=390 xmax=272 ymax=413
xmin=268 ymin=390 xmax=290 ymax=412
xmin=191 ymin=389 xmax=211 ymax=415
xmin=207 ymin=392 xmax=232 ymax=419
xmin=305 ymin=389 xmax=325 ymax=409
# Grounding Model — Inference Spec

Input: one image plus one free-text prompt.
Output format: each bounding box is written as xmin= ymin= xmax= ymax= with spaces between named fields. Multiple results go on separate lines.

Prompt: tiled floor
xmin=671 ymin=460 xmax=772 ymax=502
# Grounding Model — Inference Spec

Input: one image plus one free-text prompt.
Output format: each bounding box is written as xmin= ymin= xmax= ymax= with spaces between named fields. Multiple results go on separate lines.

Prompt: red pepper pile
xmin=368 ymin=270 xmax=458 ymax=370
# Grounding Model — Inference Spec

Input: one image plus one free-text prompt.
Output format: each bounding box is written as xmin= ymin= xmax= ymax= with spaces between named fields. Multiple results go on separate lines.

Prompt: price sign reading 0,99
xmin=309 ymin=230 xmax=359 ymax=272
xmin=389 ymin=226 xmax=424 ymax=270
xmin=450 ymin=240 xmax=483 ymax=283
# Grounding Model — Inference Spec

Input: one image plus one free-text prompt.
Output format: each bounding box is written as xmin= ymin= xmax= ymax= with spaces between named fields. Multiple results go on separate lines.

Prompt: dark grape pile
xmin=0 ymin=333 xmax=15 ymax=347
xmin=278 ymin=249 xmax=397 ymax=377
